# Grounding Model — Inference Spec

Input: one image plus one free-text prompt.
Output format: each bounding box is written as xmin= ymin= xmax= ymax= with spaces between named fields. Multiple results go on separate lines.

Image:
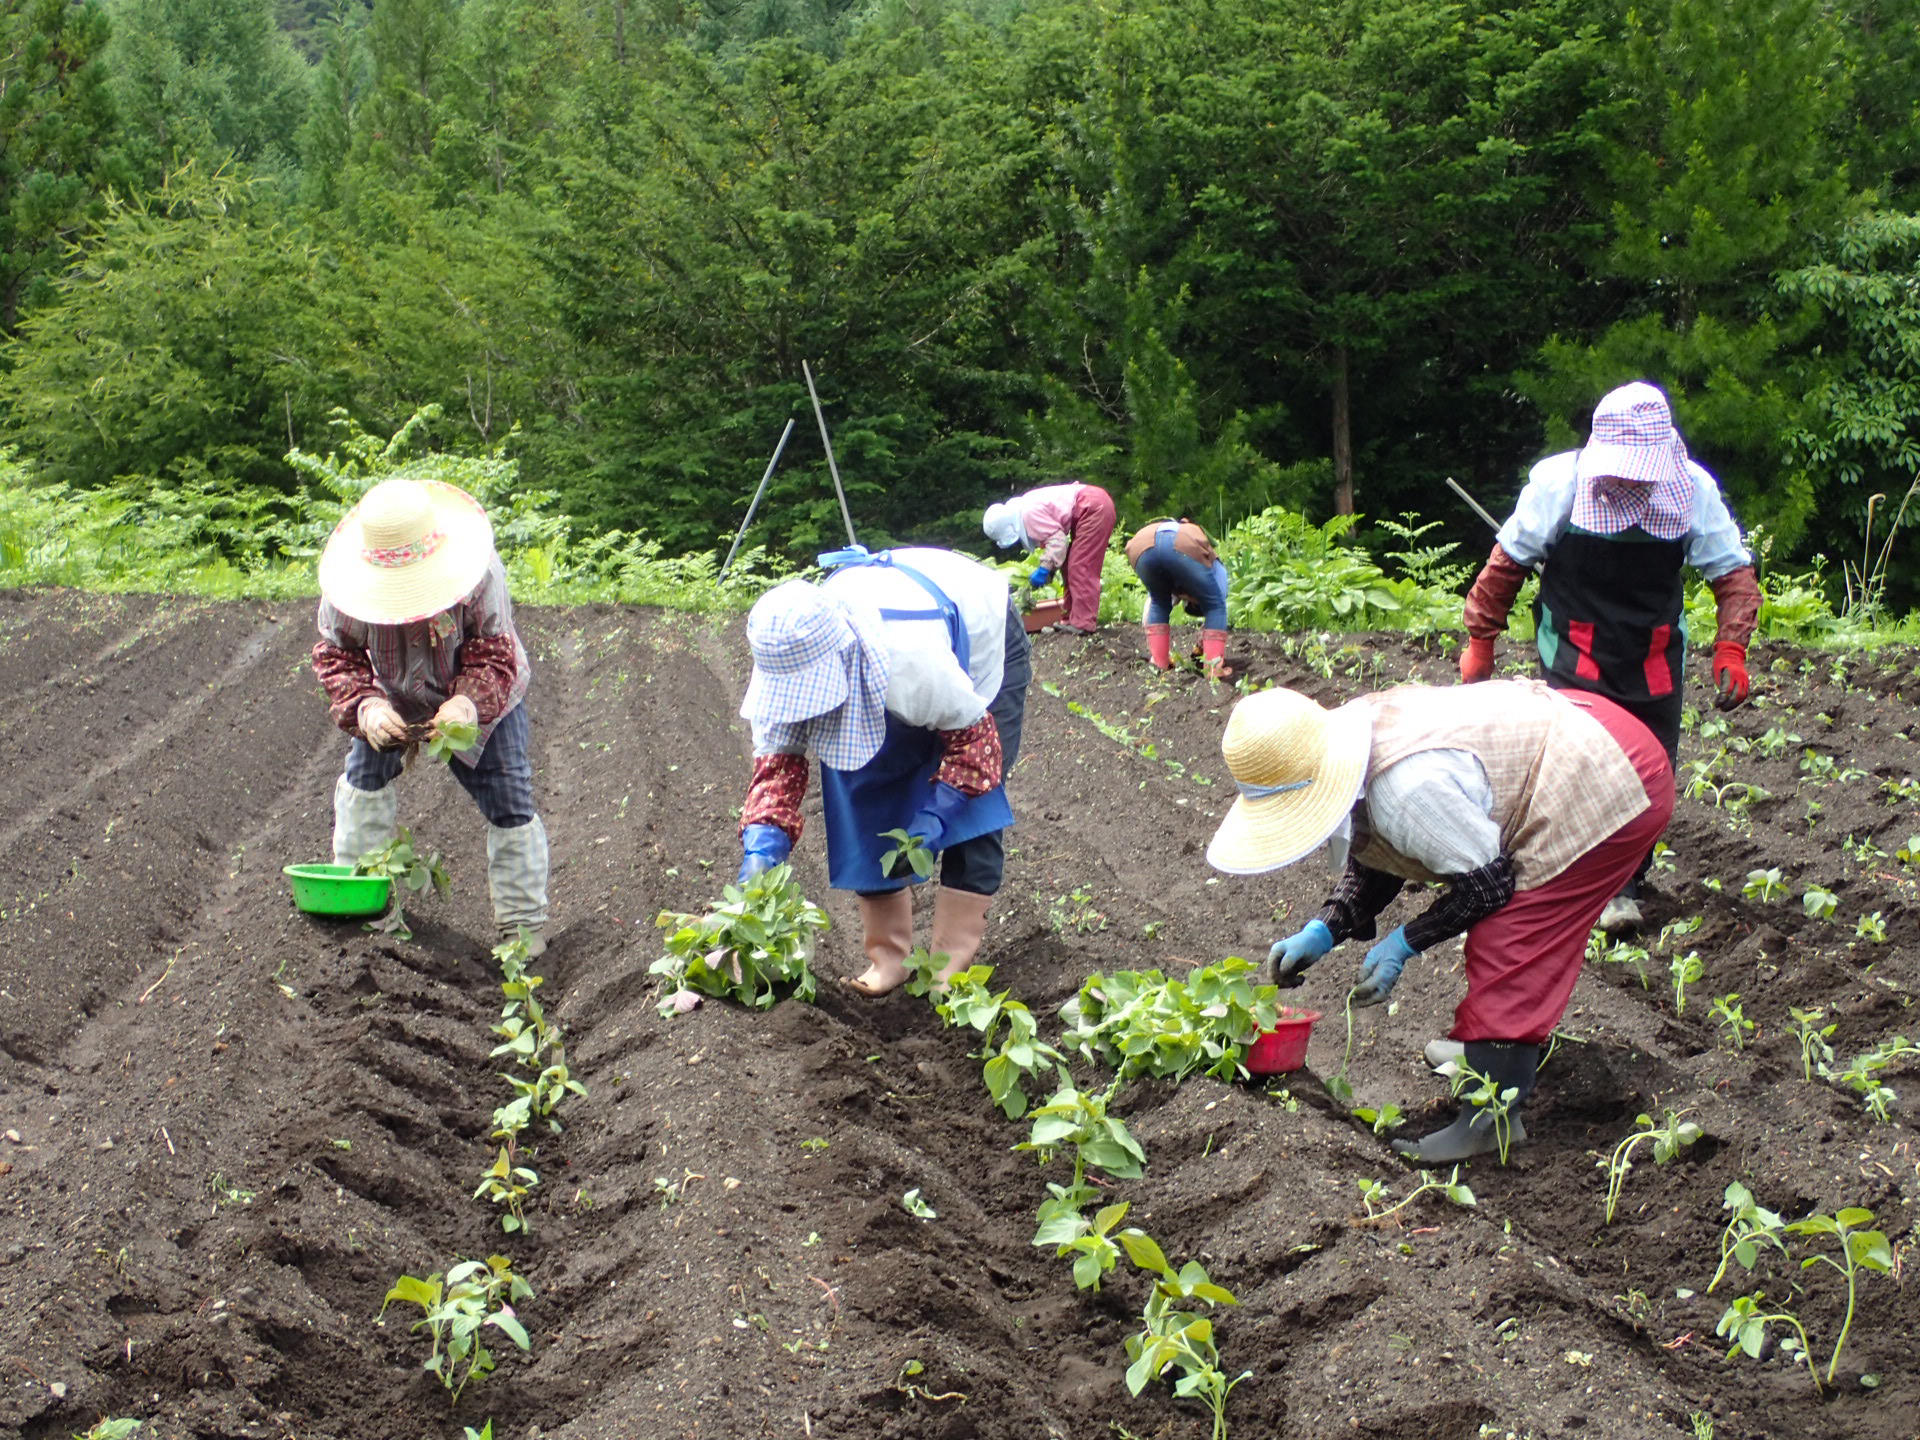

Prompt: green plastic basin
xmin=283 ymin=863 xmax=391 ymax=916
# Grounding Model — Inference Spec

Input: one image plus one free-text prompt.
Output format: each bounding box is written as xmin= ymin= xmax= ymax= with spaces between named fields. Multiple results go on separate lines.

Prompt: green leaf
xmin=1119 ymin=1230 xmax=1171 ymax=1276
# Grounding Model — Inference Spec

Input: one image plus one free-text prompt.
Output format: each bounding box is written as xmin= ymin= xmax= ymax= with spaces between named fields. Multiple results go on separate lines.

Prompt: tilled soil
xmin=0 ymin=588 xmax=1915 ymax=1440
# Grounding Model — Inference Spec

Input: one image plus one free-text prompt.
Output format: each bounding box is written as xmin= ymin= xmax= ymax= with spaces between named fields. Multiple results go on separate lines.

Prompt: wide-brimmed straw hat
xmin=1575 ymin=381 xmax=1689 ymax=490
xmin=740 ymin=579 xmax=891 ymax=772
xmin=1206 ymin=687 xmax=1374 ymax=875
xmin=318 ymin=478 xmax=495 ymax=625
xmin=982 ymin=501 xmax=1023 ymax=549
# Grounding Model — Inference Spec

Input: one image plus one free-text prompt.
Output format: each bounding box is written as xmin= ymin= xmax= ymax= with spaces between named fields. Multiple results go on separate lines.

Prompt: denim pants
xmin=1135 ymin=532 xmax=1229 ymax=628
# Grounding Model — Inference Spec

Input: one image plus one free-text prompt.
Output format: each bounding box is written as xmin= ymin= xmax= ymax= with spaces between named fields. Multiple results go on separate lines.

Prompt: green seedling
xmin=73 ymin=1424 xmax=141 ymax=1440
xmin=651 ymin=863 xmax=827 ymax=1012
xmin=1047 ymin=885 xmax=1109 ymax=934
xmin=1855 ymin=912 xmax=1888 ymax=943
xmin=1788 ymin=1007 xmax=1837 ymax=1081
xmin=354 ymin=827 xmax=452 ymax=940
xmin=1449 ymin=1059 xmax=1520 ymax=1165
xmin=1787 ymin=1208 xmax=1894 ymax=1384
xmin=1669 ymin=951 xmax=1704 ymax=1015
xmin=463 ymin=1425 xmax=494 ymax=1440
xmin=1708 ymin=993 xmax=1754 ymax=1052
xmin=1716 ymin=1291 xmax=1820 ymax=1393
xmin=1599 ymin=1108 xmax=1703 ymax=1224
xmin=901 ymin=1188 xmax=937 ymax=1220
xmin=1755 ymin=726 xmax=1802 ymax=757
xmin=1881 ymin=775 xmax=1920 ymax=805
xmin=1355 ymin=1165 xmax=1476 ymax=1223
xmin=426 ymin=718 xmax=481 ymax=763
xmin=1649 ymin=841 xmax=1677 ymax=874
xmin=1707 ymin=1181 xmax=1787 ymax=1293
xmin=1899 ymin=834 xmax=1920 ymax=867
xmin=1822 ymin=1035 xmax=1917 ymax=1123
xmin=907 ymin=952 xmax=1065 ymax=1119
xmin=877 ymin=828 xmax=935 ymax=881
xmin=474 ymin=1135 xmax=539 ymax=1234
xmin=1033 ymin=1197 xmax=1133 ymax=1291
xmin=1057 ymin=957 xmax=1281 ymax=1084
xmin=1801 ymin=885 xmax=1838 ymax=921
xmin=1119 ymin=1235 xmax=1250 ymax=1440
xmin=1842 ymin=833 xmax=1887 ymax=864
xmin=1352 ymin=1101 xmax=1403 ymax=1135
xmin=378 ymin=1257 xmax=533 ymax=1401
xmin=1588 ymin=931 xmax=1650 ymax=989
xmin=1741 ymin=868 xmax=1789 ymax=902
xmin=1323 ymin=987 xmax=1359 ymax=1106
xmin=1018 ymin=1082 xmax=1147 ymax=1182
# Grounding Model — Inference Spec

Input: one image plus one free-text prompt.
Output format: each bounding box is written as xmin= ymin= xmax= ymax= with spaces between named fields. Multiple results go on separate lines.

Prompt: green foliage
xmin=1707 ymin=1181 xmax=1787 ymax=1294
xmin=905 ymin=954 xmax=1066 ymax=1120
xmin=878 ymin=829 xmax=935 ymax=881
xmin=73 ymin=1423 xmax=142 ymax=1440
xmin=650 ymin=864 xmax=829 ymax=1011
xmin=378 ymin=1257 xmax=533 ymax=1401
xmin=1120 ymin=1238 xmax=1250 ymax=1440
xmin=1017 ymin=1081 xmax=1146 ymax=1182
xmin=1356 ymin=1166 xmax=1476 ymax=1223
xmin=1056 ymin=957 xmax=1281 ymax=1083
xmin=1222 ymin=509 xmax=1462 ymax=635
xmin=1599 ymin=1108 xmax=1703 ymax=1224
xmin=353 ymin=826 xmax=450 ymax=941
xmin=427 ymin=720 xmax=481 ymax=763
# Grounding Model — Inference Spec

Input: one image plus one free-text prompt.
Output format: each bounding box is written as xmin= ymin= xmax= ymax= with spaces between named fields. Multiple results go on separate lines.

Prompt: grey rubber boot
xmin=488 ymin=816 xmax=550 ymax=955
xmin=1394 ymin=1041 xmax=1539 ymax=1164
xmin=332 ymin=774 xmax=398 ymax=867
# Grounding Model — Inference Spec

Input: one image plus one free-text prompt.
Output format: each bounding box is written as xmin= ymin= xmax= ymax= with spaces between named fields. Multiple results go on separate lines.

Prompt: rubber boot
xmin=1201 ymin=628 xmax=1234 ymax=680
xmin=848 ymin=888 xmax=916 ymax=996
xmin=488 ymin=816 xmax=550 ymax=957
xmin=928 ymin=887 xmax=993 ymax=984
xmin=1423 ymin=1038 xmax=1465 ymax=1072
xmin=1393 ymin=1040 xmax=1539 ymax=1164
xmin=332 ymin=774 xmax=398 ymax=867
xmin=1144 ymin=622 xmax=1173 ymax=669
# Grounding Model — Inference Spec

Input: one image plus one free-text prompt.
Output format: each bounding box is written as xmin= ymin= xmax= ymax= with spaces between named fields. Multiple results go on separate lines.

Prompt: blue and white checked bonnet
xmin=740 ymin=579 xmax=890 ymax=771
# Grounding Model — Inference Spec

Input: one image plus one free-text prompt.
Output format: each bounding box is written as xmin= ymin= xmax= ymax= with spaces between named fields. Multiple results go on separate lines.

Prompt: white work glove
xmin=432 ymin=693 xmax=478 ymax=738
xmin=357 ymin=696 xmax=409 ymax=750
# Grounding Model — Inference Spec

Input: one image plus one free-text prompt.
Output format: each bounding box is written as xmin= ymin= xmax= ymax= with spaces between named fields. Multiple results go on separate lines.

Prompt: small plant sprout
xmin=1716 ymin=1292 xmax=1820 ymax=1393
xmin=1855 ymin=911 xmax=1888 ymax=943
xmin=1035 ymin=1198 xmax=1134 ymax=1290
xmin=877 ymin=828 xmax=935 ymax=881
xmin=353 ymin=827 xmax=452 ymax=940
xmin=1650 ymin=840 xmax=1677 ymax=874
xmin=1823 ymin=1035 xmax=1918 ymax=1123
xmin=1801 ymin=884 xmax=1838 ymax=921
xmin=1788 ymin=1007 xmax=1837 ymax=1081
xmin=1707 ymin=1182 xmax=1787 ymax=1293
xmin=74 ymin=1424 xmax=142 ymax=1440
xmin=1449 ymin=1059 xmax=1521 ymax=1165
xmin=1669 ymin=951 xmax=1704 ymax=1015
xmin=463 ymin=1425 xmax=494 ymax=1440
xmin=378 ymin=1257 xmax=533 ymax=1402
xmin=651 ymin=864 xmax=828 ymax=1011
xmin=1708 ymin=993 xmax=1754 ymax=1052
xmin=1786 ymin=1208 xmax=1894 ymax=1385
xmin=1354 ymin=1166 xmax=1476 ymax=1224
xmin=1119 ymin=1234 xmax=1251 ymax=1440
xmin=1881 ymin=774 xmax=1920 ymax=805
xmin=1599 ymin=1108 xmax=1703 ymax=1224
xmin=1741 ymin=868 xmax=1788 ymax=902
xmin=901 ymin=1188 xmax=937 ymax=1220
xmin=1756 ymin=725 xmax=1802 ymax=757
xmin=1352 ymin=1101 xmax=1403 ymax=1135
xmin=1589 ymin=932 xmax=1651 ymax=988
xmin=426 ymin=717 xmax=481 ymax=763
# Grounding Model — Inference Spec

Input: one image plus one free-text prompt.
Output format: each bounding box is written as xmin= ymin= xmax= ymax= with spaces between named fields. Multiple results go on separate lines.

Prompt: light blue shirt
xmin=1496 ymin=451 xmax=1752 ymax=580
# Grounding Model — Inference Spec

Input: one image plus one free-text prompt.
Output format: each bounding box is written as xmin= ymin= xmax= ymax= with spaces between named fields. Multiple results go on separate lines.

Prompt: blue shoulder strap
xmin=818 ymin=546 xmax=970 ymax=672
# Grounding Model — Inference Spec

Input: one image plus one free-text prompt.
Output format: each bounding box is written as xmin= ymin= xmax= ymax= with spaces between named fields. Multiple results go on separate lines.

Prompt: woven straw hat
xmin=318 ymin=479 xmax=495 ymax=625
xmin=1205 ymin=687 xmax=1374 ymax=875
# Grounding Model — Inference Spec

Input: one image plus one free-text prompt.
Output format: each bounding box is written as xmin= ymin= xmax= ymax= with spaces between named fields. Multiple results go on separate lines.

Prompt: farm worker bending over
xmin=1459 ymin=380 xmax=1759 ymax=932
xmin=1125 ymin=518 xmax=1232 ymax=678
xmin=736 ymin=546 xmax=1031 ymax=996
xmin=310 ymin=478 xmax=549 ymax=955
xmin=982 ymin=481 xmax=1118 ymax=634
xmin=1208 ymin=680 xmax=1673 ymax=1162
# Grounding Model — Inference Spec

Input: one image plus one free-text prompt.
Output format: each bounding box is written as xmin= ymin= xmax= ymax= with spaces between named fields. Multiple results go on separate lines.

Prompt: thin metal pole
xmin=1444 ymin=475 xmax=1504 ymax=534
xmin=803 ymin=360 xmax=858 ymax=547
xmin=719 ymin=417 xmax=796 ymax=579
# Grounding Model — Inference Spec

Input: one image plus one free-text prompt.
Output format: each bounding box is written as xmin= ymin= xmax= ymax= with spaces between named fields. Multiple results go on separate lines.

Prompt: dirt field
xmin=0 ymin=588 xmax=1915 ymax=1440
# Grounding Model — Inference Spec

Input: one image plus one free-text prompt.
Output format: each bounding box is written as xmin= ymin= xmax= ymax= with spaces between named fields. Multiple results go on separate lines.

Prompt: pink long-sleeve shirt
xmin=1013 ymin=483 xmax=1088 ymax=569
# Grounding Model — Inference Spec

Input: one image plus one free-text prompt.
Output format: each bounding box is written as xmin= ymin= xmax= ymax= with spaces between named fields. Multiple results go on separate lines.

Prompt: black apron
xmin=1533 ymin=527 xmax=1685 ymax=761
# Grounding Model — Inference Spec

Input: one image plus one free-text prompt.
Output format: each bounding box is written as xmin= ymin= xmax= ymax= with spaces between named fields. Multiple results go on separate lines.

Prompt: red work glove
xmin=1712 ymin=641 xmax=1749 ymax=709
xmin=1459 ymin=635 xmax=1496 ymax=683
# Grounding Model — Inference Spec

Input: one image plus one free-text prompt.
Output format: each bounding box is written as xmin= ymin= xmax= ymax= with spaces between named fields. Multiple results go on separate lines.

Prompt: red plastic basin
xmin=1245 ymin=1009 xmax=1322 ymax=1074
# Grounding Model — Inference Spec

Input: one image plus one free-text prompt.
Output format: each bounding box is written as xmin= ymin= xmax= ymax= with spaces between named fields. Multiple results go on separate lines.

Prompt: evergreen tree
xmin=0 ymin=0 xmax=128 ymax=335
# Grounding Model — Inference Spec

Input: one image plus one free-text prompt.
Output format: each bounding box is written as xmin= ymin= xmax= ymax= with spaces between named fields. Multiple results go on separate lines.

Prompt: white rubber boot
xmin=332 ymin=775 xmax=398 ymax=867
xmin=488 ymin=816 xmax=550 ymax=956
xmin=1423 ymin=1038 xmax=1466 ymax=1073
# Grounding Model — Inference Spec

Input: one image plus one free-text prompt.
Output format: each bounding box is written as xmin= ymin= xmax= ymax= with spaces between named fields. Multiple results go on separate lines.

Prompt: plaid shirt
xmin=312 ymin=555 xmax=530 ymax=763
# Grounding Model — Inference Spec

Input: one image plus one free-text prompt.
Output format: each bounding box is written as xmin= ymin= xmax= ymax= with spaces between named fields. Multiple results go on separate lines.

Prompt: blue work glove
xmin=888 ymin=782 xmax=972 ymax=878
xmin=1352 ymin=926 xmax=1417 ymax=1008
xmin=1269 ymin=919 xmax=1335 ymax=988
xmin=1029 ymin=565 xmax=1054 ymax=588
xmin=738 ymin=823 xmax=792 ymax=883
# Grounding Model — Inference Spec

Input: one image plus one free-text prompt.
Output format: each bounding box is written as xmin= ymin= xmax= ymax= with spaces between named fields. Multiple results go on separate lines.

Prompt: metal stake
xmin=803 ymin=360 xmax=859 ymax=547
xmin=719 ymin=418 xmax=796 ymax=579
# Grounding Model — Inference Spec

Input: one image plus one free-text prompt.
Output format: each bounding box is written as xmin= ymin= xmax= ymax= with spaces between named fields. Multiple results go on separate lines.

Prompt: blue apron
xmin=815 ymin=549 xmax=1016 ymax=893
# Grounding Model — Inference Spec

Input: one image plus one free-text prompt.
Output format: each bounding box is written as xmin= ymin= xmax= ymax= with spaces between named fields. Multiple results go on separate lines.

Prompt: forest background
xmin=2 ymin=0 xmax=1918 ymax=613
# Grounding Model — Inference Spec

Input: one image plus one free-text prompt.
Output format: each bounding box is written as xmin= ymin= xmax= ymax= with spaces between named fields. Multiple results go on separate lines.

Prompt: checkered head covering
xmin=740 ymin=579 xmax=891 ymax=772
xmin=1571 ymin=382 xmax=1693 ymax=540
